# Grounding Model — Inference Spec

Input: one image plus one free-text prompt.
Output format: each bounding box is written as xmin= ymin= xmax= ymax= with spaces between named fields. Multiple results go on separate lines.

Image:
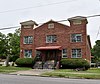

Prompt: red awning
xmin=36 ymin=46 xmax=61 ymax=50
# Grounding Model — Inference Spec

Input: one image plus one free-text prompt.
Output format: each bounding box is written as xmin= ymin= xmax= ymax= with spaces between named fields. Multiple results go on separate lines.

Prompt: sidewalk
xmin=10 ymin=69 xmax=53 ymax=76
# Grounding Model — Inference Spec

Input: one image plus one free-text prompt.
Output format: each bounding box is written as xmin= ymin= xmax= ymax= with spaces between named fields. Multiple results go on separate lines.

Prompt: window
xmin=73 ymin=20 xmax=82 ymax=25
xmin=24 ymin=50 xmax=32 ymax=58
xmin=46 ymin=35 xmax=57 ymax=43
xmin=24 ymin=25 xmax=32 ymax=28
xmin=24 ymin=36 xmax=33 ymax=44
xmin=62 ymin=49 xmax=67 ymax=58
xmin=72 ymin=49 xmax=82 ymax=58
xmin=48 ymin=23 xmax=54 ymax=28
xmin=71 ymin=34 xmax=82 ymax=42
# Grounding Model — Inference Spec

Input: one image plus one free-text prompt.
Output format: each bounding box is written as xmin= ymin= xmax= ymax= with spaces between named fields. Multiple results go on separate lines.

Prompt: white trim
xmin=62 ymin=49 xmax=67 ymax=58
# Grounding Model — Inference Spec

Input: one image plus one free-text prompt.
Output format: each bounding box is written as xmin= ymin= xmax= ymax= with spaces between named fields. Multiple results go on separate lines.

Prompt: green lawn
xmin=0 ymin=66 xmax=31 ymax=73
xmin=41 ymin=68 xmax=100 ymax=79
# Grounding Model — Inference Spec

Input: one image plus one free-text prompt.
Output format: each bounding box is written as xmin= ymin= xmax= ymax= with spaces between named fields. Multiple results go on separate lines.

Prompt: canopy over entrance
xmin=36 ymin=46 xmax=62 ymax=50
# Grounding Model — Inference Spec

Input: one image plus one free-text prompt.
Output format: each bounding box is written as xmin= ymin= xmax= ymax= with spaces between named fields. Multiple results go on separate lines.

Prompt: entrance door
xmin=46 ymin=50 xmax=56 ymax=61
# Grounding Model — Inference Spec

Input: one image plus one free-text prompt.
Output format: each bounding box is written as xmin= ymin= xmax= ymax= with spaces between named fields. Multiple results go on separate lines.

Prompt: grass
xmin=0 ymin=66 xmax=100 ymax=79
xmin=0 ymin=66 xmax=31 ymax=73
xmin=41 ymin=68 xmax=100 ymax=79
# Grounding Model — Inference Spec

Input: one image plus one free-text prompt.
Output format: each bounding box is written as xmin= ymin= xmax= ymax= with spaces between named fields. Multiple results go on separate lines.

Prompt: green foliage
xmin=0 ymin=32 xmax=8 ymax=58
xmin=9 ymin=56 xmax=19 ymax=62
xmin=15 ymin=58 xmax=34 ymax=67
xmin=0 ymin=66 xmax=31 ymax=73
xmin=0 ymin=29 xmax=20 ymax=64
xmin=91 ymin=40 xmax=100 ymax=63
xmin=60 ymin=59 xmax=90 ymax=70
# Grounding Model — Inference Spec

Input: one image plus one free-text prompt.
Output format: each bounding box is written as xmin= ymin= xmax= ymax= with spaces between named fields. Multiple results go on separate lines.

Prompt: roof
xmin=36 ymin=46 xmax=62 ymax=50
xmin=68 ymin=16 xmax=87 ymax=21
xmin=20 ymin=20 xmax=38 ymax=26
xmin=36 ymin=19 xmax=69 ymax=28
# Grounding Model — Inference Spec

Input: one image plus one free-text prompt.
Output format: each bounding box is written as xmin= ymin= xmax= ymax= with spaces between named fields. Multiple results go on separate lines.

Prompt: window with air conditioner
xmin=71 ymin=34 xmax=82 ymax=42
xmin=24 ymin=36 xmax=33 ymax=44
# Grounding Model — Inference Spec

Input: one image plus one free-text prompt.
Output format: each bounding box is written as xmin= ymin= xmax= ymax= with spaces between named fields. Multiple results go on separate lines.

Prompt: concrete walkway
xmin=10 ymin=69 xmax=53 ymax=76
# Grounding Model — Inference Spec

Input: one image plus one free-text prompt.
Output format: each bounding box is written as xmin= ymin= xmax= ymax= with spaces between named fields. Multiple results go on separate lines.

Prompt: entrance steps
xmin=33 ymin=60 xmax=55 ymax=69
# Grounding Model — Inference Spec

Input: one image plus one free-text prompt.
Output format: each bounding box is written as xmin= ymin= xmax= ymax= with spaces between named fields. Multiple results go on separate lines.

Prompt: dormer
xmin=20 ymin=20 xmax=38 ymax=29
xmin=68 ymin=16 xmax=88 ymax=27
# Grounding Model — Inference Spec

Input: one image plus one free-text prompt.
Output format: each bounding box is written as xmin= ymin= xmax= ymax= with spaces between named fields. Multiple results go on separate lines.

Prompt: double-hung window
xmin=71 ymin=34 xmax=82 ymax=42
xmin=46 ymin=35 xmax=57 ymax=43
xmin=72 ymin=49 xmax=82 ymax=58
xmin=24 ymin=50 xmax=32 ymax=58
xmin=24 ymin=36 xmax=33 ymax=44
xmin=62 ymin=49 xmax=67 ymax=58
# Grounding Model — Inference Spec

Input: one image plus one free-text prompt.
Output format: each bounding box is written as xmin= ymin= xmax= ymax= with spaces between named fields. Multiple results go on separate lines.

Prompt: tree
xmin=0 ymin=32 xmax=7 ymax=59
xmin=0 ymin=29 xmax=20 ymax=66
xmin=9 ymin=29 xmax=20 ymax=62
xmin=91 ymin=40 xmax=100 ymax=66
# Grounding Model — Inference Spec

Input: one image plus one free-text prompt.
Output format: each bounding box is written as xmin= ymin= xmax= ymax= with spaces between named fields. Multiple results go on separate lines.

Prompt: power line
xmin=0 ymin=14 xmax=100 ymax=31
xmin=96 ymin=26 xmax=100 ymax=39
xmin=0 ymin=26 xmax=20 ymax=30
xmin=87 ymin=14 xmax=100 ymax=18
xmin=0 ymin=0 xmax=78 ymax=14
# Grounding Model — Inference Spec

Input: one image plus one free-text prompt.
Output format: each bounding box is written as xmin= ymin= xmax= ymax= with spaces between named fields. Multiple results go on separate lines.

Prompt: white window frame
xmin=24 ymin=36 xmax=33 ymax=44
xmin=48 ymin=23 xmax=54 ymax=28
xmin=71 ymin=49 xmax=82 ymax=58
xmin=46 ymin=35 xmax=57 ymax=43
xmin=24 ymin=50 xmax=32 ymax=58
xmin=71 ymin=34 xmax=82 ymax=42
xmin=62 ymin=49 xmax=67 ymax=58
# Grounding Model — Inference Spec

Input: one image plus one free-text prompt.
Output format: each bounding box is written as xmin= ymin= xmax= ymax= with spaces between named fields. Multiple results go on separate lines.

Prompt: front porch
xmin=34 ymin=46 xmax=62 ymax=69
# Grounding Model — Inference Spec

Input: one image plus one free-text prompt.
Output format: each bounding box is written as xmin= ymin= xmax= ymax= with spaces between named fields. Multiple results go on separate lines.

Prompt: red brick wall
xmin=20 ymin=20 xmax=91 ymax=62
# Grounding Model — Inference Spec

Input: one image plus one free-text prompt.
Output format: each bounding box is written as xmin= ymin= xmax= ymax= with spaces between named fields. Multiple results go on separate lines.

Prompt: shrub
xmin=9 ymin=56 xmax=19 ymax=62
xmin=0 ymin=55 xmax=6 ymax=59
xmin=60 ymin=59 xmax=90 ymax=70
xmin=15 ymin=58 xmax=34 ymax=67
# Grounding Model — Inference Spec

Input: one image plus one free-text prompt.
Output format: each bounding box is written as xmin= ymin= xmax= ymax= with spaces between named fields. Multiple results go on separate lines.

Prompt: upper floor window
xmin=24 ymin=49 xmax=32 ymax=58
xmin=48 ymin=23 xmax=54 ymax=28
xmin=73 ymin=20 xmax=82 ymax=25
xmin=24 ymin=36 xmax=33 ymax=44
xmin=71 ymin=34 xmax=82 ymax=42
xmin=46 ymin=35 xmax=57 ymax=43
xmin=23 ymin=25 xmax=32 ymax=28
xmin=72 ymin=49 xmax=82 ymax=58
xmin=62 ymin=49 xmax=67 ymax=58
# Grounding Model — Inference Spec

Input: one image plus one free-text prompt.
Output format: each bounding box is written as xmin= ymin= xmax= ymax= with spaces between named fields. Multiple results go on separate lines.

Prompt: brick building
xmin=20 ymin=16 xmax=91 ymax=69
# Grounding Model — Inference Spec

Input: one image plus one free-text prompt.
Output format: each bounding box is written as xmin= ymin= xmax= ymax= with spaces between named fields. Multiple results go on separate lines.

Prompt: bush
xmin=15 ymin=58 xmax=34 ymax=67
xmin=0 ymin=55 xmax=6 ymax=59
xmin=60 ymin=59 xmax=90 ymax=70
xmin=9 ymin=56 xmax=19 ymax=62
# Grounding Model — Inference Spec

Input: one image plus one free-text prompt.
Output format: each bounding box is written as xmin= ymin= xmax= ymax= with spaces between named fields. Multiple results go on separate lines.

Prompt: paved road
xmin=0 ymin=74 xmax=100 ymax=84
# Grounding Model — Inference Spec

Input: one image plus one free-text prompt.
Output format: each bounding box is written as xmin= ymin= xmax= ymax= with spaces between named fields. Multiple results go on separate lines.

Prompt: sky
xmin=0 ymin=0 xmax=100 ymax=47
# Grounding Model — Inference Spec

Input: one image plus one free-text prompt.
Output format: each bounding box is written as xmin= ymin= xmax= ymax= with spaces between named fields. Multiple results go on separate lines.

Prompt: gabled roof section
xmin=20 ymin=20 xmax=38 ymax=26
xmin=38 ymin=19 xmax=69 ymax=27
